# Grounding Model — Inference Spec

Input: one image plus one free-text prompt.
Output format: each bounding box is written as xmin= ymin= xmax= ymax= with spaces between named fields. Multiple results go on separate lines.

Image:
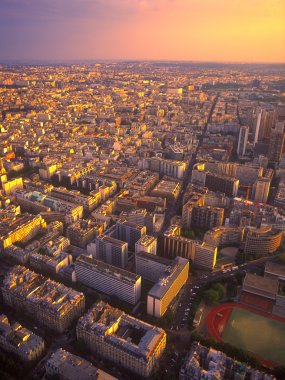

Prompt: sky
xmin=0 ymin=0 xmax=285 ymax=63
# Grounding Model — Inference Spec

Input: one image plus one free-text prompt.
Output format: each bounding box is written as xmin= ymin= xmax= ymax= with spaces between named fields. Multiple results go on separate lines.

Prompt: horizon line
xmin=1 ymin=58 xmax=285 ymax=66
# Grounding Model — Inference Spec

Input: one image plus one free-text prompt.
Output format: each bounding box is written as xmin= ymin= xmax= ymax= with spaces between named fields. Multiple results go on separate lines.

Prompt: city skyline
xmin=1 ymin=0 xmax=285 ymax=63
xmin=0 ymin=59 xmax=285 ymax=379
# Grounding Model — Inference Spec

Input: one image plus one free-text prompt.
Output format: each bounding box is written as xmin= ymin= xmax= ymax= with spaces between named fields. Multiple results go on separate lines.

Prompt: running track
xmin=206 ymin=302 xmax=285 ymax=368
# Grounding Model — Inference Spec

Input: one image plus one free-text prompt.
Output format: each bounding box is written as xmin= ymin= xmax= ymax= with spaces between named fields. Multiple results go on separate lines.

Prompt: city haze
xmin=0 ymin=0 xmax=285 ymax=63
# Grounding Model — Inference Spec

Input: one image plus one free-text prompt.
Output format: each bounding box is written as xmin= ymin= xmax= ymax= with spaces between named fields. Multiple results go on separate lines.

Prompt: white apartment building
xmin=75 ymin=256 xmax=141 ymax=304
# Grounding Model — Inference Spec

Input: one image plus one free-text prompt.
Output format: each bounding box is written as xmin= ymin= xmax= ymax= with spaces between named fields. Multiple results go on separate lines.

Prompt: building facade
xmin=0 ymin=314 xmax=45 ymax=361
xmin=76 ymin=301 xmax=166 ymax=377
xmin=75 ymin=256 xmax=141 ymax=304
xmin=147 ymin=257 xmax=189 ymax=318
xmin=2 ymin=266 xmax=85 ymax=333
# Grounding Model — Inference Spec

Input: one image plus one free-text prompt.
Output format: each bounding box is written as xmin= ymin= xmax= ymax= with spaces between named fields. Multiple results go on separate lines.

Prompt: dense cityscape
xmin=0 ymin=61 xmax=284 ymax=379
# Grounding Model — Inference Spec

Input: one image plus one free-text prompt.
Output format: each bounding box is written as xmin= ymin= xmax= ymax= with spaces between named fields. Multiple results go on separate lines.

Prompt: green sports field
xmin=222 ymin=308 xmax=285 ymax=366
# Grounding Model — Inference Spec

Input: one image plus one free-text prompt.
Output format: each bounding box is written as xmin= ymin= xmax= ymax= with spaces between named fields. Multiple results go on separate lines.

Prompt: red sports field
xmin=206 ymin=303 xmax=285 ymax=367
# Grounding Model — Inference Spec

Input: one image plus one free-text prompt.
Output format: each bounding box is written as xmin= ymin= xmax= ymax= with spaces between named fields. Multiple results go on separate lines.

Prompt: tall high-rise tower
xmin=268 ymin=122 xmax=285 ymax=165
xmin=237 ymin=126 xmax=249 ymax=157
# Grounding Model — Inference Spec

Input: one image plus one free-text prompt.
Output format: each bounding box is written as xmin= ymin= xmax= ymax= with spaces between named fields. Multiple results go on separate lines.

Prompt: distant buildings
xmin=139 ymin=157 xmax=187 ymax=179
xmin=237 ymin=126 xmax=249 ymax=157
xmin=1 ymin=62 xmax=285 ymax=379
xmin=76 ymin=301 xmax=166 ymax=377
xmin=150 ymin=179 xmax=181 ymax=205
xmin=252 ymin=177 xmax=270 ymax=204
xmin=268 ymin=128 xmax=285 ymax=165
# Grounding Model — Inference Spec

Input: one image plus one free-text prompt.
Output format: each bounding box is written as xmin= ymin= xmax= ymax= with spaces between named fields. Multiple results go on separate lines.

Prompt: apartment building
xmin=45 ymin=348 xmax=115 ymax=380
xmin=135 ymin=235 xmax=157 ymax=255
xmin=161 ymin=232 xmax=217 ymax=270
xmin=0 ymin=314 xmax=45 ymax=361
xmin=252 ymin=177 xmax=271 ymax=204
xmin=150 ymin=179 xmax=181 ymax=205
xmin=192 ymin=243 xmax=217 ymax=270
xmin=0 ymin=213 xmax=47 ymax=251
xmin=139 ymin=157 xmax=186 ymax=179
xmin=2 ymin=266 xmax=85 ymax=332
xmin=135 ymin=251 xmax=172 ymax=283
xmin=147 ymin=257 xmax=189 ymax=318
xmin=244 ymin=227 xmax=283 ymax=257
xmin=51 ymin=187 xmax=99 ymax=212
xmin=182 ymin=202 xmax=224 ymax=230
xmin=120 ymin=208 xmax=155 ymax=233
xmin=75 ymin=256 xmax=141 ymax=304
xmin=66 ymin=219 xmax=103 ymax=248
xmin=15 ymin=190 xmax=83 ymax=224
xmin=115 ymin=218 xmax=146 ymax=251
xmin=76 ymin=301 xmax=166 ymax=377
xmin=93 ymin=235 xmax=128 ymax=268
xmin=30 ymin=251 xmax=72 ymax=275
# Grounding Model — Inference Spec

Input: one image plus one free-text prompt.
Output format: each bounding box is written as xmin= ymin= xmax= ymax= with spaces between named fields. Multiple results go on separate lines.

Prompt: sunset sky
xmin=0 ymin=0 xmax=285 ymax=62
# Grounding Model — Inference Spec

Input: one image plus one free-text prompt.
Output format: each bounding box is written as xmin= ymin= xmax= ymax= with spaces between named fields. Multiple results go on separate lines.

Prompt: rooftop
xmin=0 ymin=314 xmax=44 ymax=355
xmin=136 ymin=235 xmax=156 ymax=247
xmin=97 ymin=234 xmax=128 ymax=247
xmin=75 ymin=256 xmax=140 ymax=284
xmin=243 ymin=273 xmax=278 ymax=296
xmin=2 ymin=266 xmax=84 ymax=316
xmin=265 ymin=262 xmax=285 ymax=279
xmin=77 ymin=301 xmax=165 ymax=360
xmin=136 ymin=251 xmax=172 ymax=266
xmin=46 ymin=349 xmax=100 ymax=380
xmin=148 ymin=256 xmax=189 ymax=299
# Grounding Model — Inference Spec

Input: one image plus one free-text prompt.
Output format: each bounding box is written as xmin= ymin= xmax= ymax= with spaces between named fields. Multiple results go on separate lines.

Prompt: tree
xmin=203 ymin=289 xmax=220 ymax=305
xmin=211 ymin=283 xmax=225 ymax=298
